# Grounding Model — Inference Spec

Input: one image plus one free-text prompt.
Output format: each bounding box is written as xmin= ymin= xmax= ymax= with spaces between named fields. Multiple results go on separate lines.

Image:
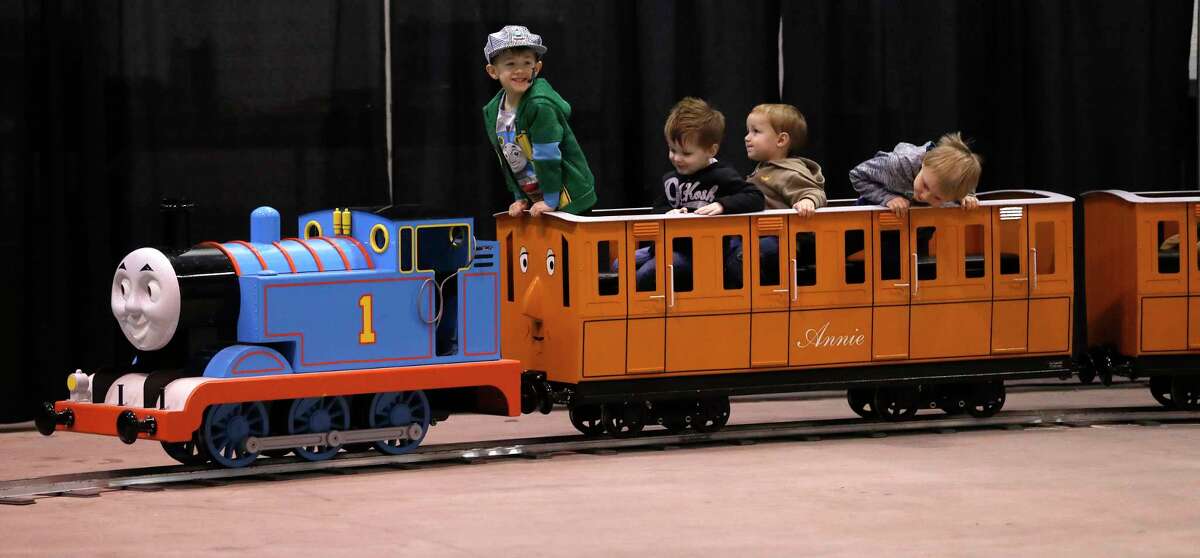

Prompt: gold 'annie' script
xmin=796 ymin=321 xmax=866 ymax=349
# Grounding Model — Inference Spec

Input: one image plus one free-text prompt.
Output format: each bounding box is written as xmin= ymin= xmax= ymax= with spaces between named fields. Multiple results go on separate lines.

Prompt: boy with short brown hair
xmin=653 ymin=97 xmax=764 ymax=215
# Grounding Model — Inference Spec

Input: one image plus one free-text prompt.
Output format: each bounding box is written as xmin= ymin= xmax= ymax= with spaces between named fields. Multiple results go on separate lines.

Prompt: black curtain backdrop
xmin=2 ymin=0 xmax=1195 ymax=422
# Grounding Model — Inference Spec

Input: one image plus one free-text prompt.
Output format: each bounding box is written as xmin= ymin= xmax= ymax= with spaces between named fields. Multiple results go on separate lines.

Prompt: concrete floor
xmin=1 ymin=385 xmax=1197 ymax=557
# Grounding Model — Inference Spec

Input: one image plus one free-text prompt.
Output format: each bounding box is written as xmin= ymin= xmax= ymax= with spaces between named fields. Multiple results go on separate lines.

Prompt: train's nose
xmin=521 ymin=276 xmax=544 ymax=322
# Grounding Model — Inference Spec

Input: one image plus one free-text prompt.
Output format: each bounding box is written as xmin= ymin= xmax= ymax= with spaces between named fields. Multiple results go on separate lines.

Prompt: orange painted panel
xmin=992 ymin=206 xmax=1029 ymax=300
xmin=1189 ymin=205 xmax=1199 ymax=295
xmin=751 ymin=312 xmax=790 ymax=368
xmin=1135 ymin=204 xmax=1188 ymax=296
xmin=1028 ymin=297 xmax=1070 ymax=353
xmin=583 ymin=320 xmax=627 ymax=377
xmin=1190 ymin=297 xmax=1200 ymax=350
xmin=789 ymin=307 xmax=872 ymax=366
xmin=1028 ymin=204 xmax=1074 ymax=298
xmin=576 ymin=222 xmax=628 ymax=320
xmin=791 ymin=212 xmax=874 ymax=309
xmin=873 ymin=212 xmax=911 ymax=306
xmin=908 ymin=208 xmax=992 ymax=304
xmin=992 ymin=299 xmax=1028 ymax=354
xmin=910 ymin=302 xmax=991 ymax=359
xmin=1140 ymin=297 xmax=1188 ymax=352
xmin=665 ymin=217 xmax=751 ymax=316
xmin=627 ymin=318 xmax=665 ymax=374
xmin=872 ymin=305 xmax=909 ymax=360
xmin=666 ymin=314 xmax=750 ymax=372
xmin=750 ymin=216 xmax=791 ymax=311
xmin=626 ymin=221 xmax=666 ymax=318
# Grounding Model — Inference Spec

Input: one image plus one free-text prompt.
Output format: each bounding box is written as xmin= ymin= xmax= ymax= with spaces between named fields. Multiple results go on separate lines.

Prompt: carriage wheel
xmin=288 ymin=396 xmax=351 ymax=462
xmin=200 ymin=402 xmax=269 ymax=468
xmin=568 ymin=404 xmax=605 ymax=436
xmin=160 ymin=434 xmax=206 ymax=466
xmin=1170 ymin=376 xmax=1200 ymax=411
xmin=874 ymin=386 xmax=919 ymax=421
xmin=601 ymin=401 xmax=645 ymax=438
xmin=967 ymin=381 xmax=1006 ymax=418
xmin=847 ymin=388 xmax=878 ymax=419
xmin=368 ymin=391 xmax=431 ymax=455
xmin=1149 ymin=376 xmax=1175 ymax=408
xmin=692 ymin=396 xmax=731 ymax=433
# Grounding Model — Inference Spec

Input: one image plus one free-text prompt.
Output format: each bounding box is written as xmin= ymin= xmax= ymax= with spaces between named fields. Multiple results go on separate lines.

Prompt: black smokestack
xmin=160 ymin=198 xmax=194 ymax=251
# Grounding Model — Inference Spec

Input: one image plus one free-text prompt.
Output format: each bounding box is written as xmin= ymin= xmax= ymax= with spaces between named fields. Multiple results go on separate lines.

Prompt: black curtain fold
xmin=2 ymin=1 xmax=1196 ymax=422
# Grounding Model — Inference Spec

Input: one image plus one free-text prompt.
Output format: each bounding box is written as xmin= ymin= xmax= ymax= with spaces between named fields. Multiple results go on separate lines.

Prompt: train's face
xmin=111 ymin=247 xmax=181 ymax=351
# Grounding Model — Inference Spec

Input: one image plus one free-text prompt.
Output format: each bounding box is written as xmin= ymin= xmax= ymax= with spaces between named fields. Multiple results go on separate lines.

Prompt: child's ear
xmin=776 ymin=131 xmax=791 ymax=149
xmin=705 ymin=143 xmax=720 ymax=158
xmin=534 ymin=60 xmax=543 ymax=76
xmin=485 ymin=64 xmax=499 ymax=80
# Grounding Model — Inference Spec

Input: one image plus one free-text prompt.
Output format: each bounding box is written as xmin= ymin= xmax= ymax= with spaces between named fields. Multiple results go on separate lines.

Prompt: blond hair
xmin=750 ymin=103 xmax=808 ymax=155
xmin=923 ymin=132 xmax=983 ymax=200
xmin=664 ymin=97 xmax=724 ymax=148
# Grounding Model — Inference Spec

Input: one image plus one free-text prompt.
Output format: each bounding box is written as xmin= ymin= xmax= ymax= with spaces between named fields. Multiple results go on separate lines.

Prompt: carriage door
xmin=580 ymin=222 xmax=629 ymax=377
xmin=872 ymin=211 xmax=910 ymax=361
xmin=1135 ymin=203 xmax=1189 ymax=352
xmin=1189 ymin=202 xmax=1200 ymax=349
xmin=749 ymin=215 xmax=790 ymax=367
xmin=991 ymin=205 xmax=1030 ymax=354
xmin=626 ymin=221 xmax=666 ymax=373
xmin=907 ymin=208 xmax=993 ymax=359
xmin=664 ymin=217 xmax=752 ymax=372
xmin=1027 ymin=204 xmax=1074 ymax=353
xmin=788 ymin=212 xmax=874 ymax=366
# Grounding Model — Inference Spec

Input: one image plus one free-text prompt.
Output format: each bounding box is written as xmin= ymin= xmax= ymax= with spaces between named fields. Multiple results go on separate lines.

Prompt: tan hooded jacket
xmin=747 ymin=157 xmax=827 ymax=210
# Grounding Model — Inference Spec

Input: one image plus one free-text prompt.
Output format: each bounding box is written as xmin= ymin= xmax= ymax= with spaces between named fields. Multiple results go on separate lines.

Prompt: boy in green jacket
xmin=483 ymin=25 xmax=596 ymax=216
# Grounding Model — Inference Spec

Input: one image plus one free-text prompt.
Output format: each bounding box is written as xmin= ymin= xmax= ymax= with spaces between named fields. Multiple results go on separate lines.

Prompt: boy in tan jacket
xmin=744 ymin=104 xmax=826 ymax=217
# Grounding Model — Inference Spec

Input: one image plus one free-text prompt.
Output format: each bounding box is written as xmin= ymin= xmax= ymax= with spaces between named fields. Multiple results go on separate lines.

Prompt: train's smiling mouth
xmin=125 ymin=316 xmax=149 ymax=340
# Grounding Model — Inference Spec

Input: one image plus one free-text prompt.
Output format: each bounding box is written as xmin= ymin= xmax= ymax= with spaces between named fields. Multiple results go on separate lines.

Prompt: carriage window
xmin=916 ymin=226 xmax=937 ymax=280
xmin=879 ymin=230 xmax=901 ymax=281
xmin=1157 ymin=221 xmax=1180 ymax=274
xmin=844 ymin=230 xmax=865 ymax=284
xmin=723 ymin=235 xmax=743 ymax=290
xmin=672 ymin=237 xmax=693 ymax=292
xmin=597 ymin=240 xmax=619 ymax=296
xmin=635 ymin=240 xmax=656 ymax=292
xmin=399 ymin=227 xmax=414 ymax=273
xmin=1196 ymin=221 xmax=1199 ymax=271
xmin=561 ymin=236 xmax=570 ymax=307
xmin=758 ymin=235 xmax=780 ymax=286
xmin=999 ymin=218 xmax=1021 ymax=275
xmin=504 ymin=232 xmax=513 ymax=301
xmin=796 ymin=232 xmax=817 ymax=286
xmin=1035 ymin=222 xmax=1055 ymax=274
xmin=964 ymin=224 xmax=985 ymax=278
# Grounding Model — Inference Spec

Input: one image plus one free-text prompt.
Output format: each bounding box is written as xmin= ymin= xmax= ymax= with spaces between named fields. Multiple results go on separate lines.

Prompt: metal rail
xmin=2 ymin=406 xmax=1196 ymax=505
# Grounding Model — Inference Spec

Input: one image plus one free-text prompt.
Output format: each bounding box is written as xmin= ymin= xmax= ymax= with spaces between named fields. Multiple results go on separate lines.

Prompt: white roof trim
xmin=1081 ymin=189 xmax=1200 ymax=204
xmin=496 ymin=189 xmax=1075 ymax=223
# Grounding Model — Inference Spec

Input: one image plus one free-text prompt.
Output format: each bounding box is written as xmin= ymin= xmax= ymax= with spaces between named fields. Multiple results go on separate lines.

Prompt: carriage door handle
xmin=911 ymin=253 xmax=919 ymax=295
xmin=667 ymin=264 xmax=676 ymax=308
xmin=1030 ymin=248 xmax=1038 ymax=291
xmin=790 ymin=259 xmax=798 ymax=301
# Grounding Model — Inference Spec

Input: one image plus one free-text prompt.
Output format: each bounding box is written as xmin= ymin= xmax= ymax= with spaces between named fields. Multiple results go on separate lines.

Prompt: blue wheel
xmin=368 ymin=391 xmax=430 ymax=455
xmin=201 ymin=402 xmax=269 ymax=468
xmin=287 ymin=396 xmax=350 ymax=461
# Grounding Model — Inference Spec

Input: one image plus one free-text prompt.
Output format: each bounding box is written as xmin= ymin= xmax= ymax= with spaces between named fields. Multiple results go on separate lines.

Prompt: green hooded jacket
xmin=483 ymin=78 xmax=596 ymax=214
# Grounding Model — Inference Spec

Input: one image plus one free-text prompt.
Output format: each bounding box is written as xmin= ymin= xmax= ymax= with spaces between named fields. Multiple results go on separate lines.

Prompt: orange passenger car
xmin=1082 ymin=190 xmax=1200 ymax=409
xmin=499 ymin=190 xmax=1078 ymax=435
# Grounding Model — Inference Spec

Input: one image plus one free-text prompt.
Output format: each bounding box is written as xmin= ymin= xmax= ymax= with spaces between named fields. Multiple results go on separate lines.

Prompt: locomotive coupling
xmin=521 ymin=371 xmax=554 ymax=415
xmin=115 ymin=411 xmax=158 ymax=444
xmin=34 ymin=403 xmax=74 ymax=436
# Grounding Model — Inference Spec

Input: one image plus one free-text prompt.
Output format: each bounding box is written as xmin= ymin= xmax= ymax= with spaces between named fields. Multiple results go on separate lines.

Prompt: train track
xmin=2 ymin=405 xmax=1196 ymax=505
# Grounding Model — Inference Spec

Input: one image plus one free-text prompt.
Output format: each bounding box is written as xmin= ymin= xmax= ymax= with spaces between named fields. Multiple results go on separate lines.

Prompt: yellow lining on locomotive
xmin=414 ymin=222 xmax=475 ymax=274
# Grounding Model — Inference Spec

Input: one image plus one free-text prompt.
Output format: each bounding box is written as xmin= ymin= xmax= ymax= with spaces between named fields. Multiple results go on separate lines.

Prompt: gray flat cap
xmin=484 ymin=25 xmax=547 ymax=63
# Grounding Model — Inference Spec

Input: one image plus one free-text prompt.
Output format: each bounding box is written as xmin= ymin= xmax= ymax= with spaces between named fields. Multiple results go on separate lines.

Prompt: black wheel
xmin=161 ymin=435 xmax=207 ymax=465
xmin=1170 ymin=376 xmax=1200 ymax=411
xmin=601 ymin=402 xmax=645 ymax=438
xmin=874 ymin=386 xmax=919 ymax=421
xmin=692 ymin=396 xmax=730 ymax=433
xmin=1077 ymin=369 xmax=1097 ymax=385
xmin=1149 ymin=376 xmax=1175 ymax=408
xmin=568 ymin=404 xmax=605 ymax=436
xmin=847 ymin=388 xmax=878 ymax=419
xmin=967 ymin=381 xmax=1006 ymax=418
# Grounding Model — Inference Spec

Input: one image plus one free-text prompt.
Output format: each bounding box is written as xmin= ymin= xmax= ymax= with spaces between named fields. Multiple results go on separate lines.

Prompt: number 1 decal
xmin=359 ymin=294 xmax=376 ymax=344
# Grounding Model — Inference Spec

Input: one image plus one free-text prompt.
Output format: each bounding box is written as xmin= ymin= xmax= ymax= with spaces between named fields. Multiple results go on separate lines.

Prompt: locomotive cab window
xmin=796 ymin=232 xmax=816 ymax=286
xmin=597 ymin=240 xmax=619 ymax=296
xmin=417 ymin=224 xmax=471 ymax=272
xmin=399 ymin=227 xmax=414 ymax=273
xmin=758 ymin=235 xmax=780 ymax=286
xmin=964 ymin=224 xmax=985 ymax=278
xmin=722 ymin=235 xmax=743 ymax=290
xmin=1157 ymin=220 xmax=1180 ymax=274
xmin=1034 ymin=222 xmax=1055 ymax=274
xmin=916 ymin=226 xmax=937 ymax=280
xmin=844 ymin=230 xmax=865 ymax=284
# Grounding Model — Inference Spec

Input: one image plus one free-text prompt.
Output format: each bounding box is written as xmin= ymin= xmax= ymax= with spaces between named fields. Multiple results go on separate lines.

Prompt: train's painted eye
xmin=545 ymin=249 xmax=556 ymax=276
xmin=147 ymin=280 xmax=160 ymax=302
xmin=119 ymin=278 xmax=130 ymax=299
xmin=519 ymin=247 xmax=529 ymax=273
